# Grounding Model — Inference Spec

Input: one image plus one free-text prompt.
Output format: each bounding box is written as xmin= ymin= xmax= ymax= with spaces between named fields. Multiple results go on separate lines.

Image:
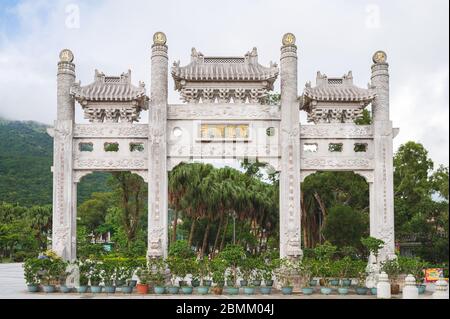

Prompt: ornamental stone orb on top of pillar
xmin=59 ymin=49 xmax=74 ymax=63
xmin=372 ymin=50 xmax=387 ymax=64
xmin=153 ymin=31 xmax=167 ymax=46
xmin=282 ymin=33 xmax=296 ymax=46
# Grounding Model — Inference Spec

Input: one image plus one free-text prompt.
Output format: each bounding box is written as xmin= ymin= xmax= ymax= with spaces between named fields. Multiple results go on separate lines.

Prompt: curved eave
xmin=301 ymin=93 xmax=376 ymax=111
xmin=70 ymin=84 xmax=148 ymax=106
xmin=171 ymin=63 xmax=279 ymax=90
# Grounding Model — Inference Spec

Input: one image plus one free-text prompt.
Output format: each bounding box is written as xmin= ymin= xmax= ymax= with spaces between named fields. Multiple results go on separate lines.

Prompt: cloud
xmin=0 ymin=0 xmax=448 ymax=166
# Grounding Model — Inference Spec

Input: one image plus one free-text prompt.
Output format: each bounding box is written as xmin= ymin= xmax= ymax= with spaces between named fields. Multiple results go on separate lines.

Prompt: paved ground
xmin=0 ymin=263 xmax=439 ymax=299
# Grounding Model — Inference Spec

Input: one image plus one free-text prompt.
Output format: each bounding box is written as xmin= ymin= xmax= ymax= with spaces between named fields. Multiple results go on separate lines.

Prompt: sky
xmin=0 ymin=0 xmax=448 ymax=167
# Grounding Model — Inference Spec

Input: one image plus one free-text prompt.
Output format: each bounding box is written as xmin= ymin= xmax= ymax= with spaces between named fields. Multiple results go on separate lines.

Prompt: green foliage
xmin=301 ymin=171 xmax=369 ymax=249
xmin=166 ymin=255 xmax=193 ymax=285
xmin=30 ymin=254 xmax=68 ymax=285
xmin=274 ymin=258 xmax=298 ymax=288
xmin=397 ymin=256 xmax=429 ymax=283
xmin=381 ymin=258 xmax=401 ymax=282
xmin=78 ymin=192 xmax=115 ymax=235
xmin=0 ymin=119 xmax=111 ymax=206
xmin=23 ymin=258 xmax=42 ymax=285
xmin=361 ymin=236 xmax=385 ymax=258
xmin=148 ymin=258 xmax=166 ymax=286
xmin=354 ymin=109 xmax=372 ymax=125
xmin=76 ymin=259 xmax=93 ymax=286
xmin=210 ymin=257 xmax=227 ymax=287
xmin=394 ymin=141 xmax=449 ymax=263
xmin=168 ymin=240 xmax=195 ymax=259
xmin=322 ymin=205 xmax=368 ymax=250
xmin=313 ymin=241 xmax=337 ymax=261
xmin=89 ymin=261 xmax=103 ymax=285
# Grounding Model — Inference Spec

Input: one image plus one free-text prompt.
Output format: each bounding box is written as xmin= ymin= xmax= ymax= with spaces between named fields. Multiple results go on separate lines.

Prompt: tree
xmin=78 ymin=192 xmax=114 ymax=236
xmin=322 ymin=205 xmax=368 ymax=251
xmin=301 ymin=172 xmax=369 ymax=248
xmin=109 ymin=172 xmax=147 ymax=247
xmin=394 ymin=141 xmax=449 ymax=263
xmin=26 ymin=205 xmax=52 ymax=251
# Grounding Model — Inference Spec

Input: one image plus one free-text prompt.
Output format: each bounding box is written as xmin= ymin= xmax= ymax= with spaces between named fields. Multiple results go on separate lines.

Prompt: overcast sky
xmin=0 ymin=0 xmax=448 ymax=167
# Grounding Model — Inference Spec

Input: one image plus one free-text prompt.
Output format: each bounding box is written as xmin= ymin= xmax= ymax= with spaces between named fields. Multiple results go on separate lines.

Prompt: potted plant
xmin=238 ymin=257 xmax=253 ymax=287
xmin=249 ymin=257 xmax=263 ymax=287
xmin=210 ymin=257 xmax=226 ymax=295
xmin=116 ymin=260 xmax=134 ymax=294
xmin=23 ymin=258 xmax=40 ymax=292
xmin=218 ymin=245 xmax=245 ymax=295
xmin=190 ymin=259 xmax=201 ymax=288
xmin=355 ymin=260 xmax=369 ymax=295
xmin=400 ymin=257 xmax=428 ymax=295
xmin=89 ymin=261 xmax=103 ymax=293
xmin=180 ymin=258 xmax=195 ymax=294
xmin=136 ymin=267 xmax=150 ymax=294
xmin=224 ymin=268 xmax=239 ymax=295
xmin=298 ymin=258 xmax=314 ymax=295
xmin=361 ymin=237 xmax=385 ymax=265
xmin=58 ymin=264 xmax=73 ymax=294
xmin=309 ymin=259 xmax=320 ymax=287
xmin=381 ymin=258 xmax=401 ymax=294
xmin=197 ymin=257 xmax=211 ymax=294
xmin=339 ymin=257 xmax=353 ymax=287
xmin=329 ymin=260 xmax=340 ymax=287
xmin=318 ymin=260 xmax=332 ymax=295
xmin=77 ymin=259 xmax=91 ymax=293
xmin=149 ymin=258 xmax=166 ymax=294
xmin=198 ymin=257 xmax=212 ymax=287
xmin=336 ymin=257 xmax=352 ymax=295
xmin=100 ymin=260 xmax=117 ymax=294
xmin=38 ymin=254 xmax=67 ymax=293
xmin=166 ymin=256 xmax=182 ymax=294
xmin=260 ymin=257 xmax=277 ymax=294
xmin=274 ymin=258 xmax=297 ymax=295
xmin=413 ymin=261 xmax=428 ymax=295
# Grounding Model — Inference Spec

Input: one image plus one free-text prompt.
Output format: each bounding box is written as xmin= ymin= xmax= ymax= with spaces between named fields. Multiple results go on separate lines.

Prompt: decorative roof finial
xmin=282 ymin=33 xmax=296 ymax=46
xmin=153 ymin=31 xmax=167 ymax=45
xmin=372 ymin=50 xmax=387 ymax=64
xmin=59 ymin=49 xmax=74 ymax=63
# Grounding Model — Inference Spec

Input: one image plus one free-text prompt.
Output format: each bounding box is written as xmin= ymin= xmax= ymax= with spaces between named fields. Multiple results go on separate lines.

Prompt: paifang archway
xmin=49 ymin=33 xmax=398 ymax=263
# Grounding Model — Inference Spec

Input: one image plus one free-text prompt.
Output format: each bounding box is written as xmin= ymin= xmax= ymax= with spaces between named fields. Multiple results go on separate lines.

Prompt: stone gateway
xmin=48 ymin=33 xmax=397 ymax=263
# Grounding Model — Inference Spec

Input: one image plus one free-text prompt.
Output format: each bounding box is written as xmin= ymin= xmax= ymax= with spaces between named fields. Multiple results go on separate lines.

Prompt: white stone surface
xmin=432 ymin=279 xmax=449 ymax=299
xmin=50 ymin=35 xmax=397 ymax=263
xmin=377 ymin=272 xmax=391 ymax=299
xmin=403 ymin=274 xmax=419 ymax=299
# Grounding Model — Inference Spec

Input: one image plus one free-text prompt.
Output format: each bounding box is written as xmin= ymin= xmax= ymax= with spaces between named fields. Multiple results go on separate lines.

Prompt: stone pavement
xmin=0 ymin=263 xmax=437 ymax=299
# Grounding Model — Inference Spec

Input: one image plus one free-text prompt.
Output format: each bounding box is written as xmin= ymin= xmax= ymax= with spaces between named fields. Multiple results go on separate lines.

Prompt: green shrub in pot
xmin=23 ymin=258 xmax=41 ymax=292
xmin=218 ymin=245 xmax=246 ymax=289
xmin=381 ymin=258 xmax=401 ymax=294
xmin=274 ymin=258 xmax=298 ymax=295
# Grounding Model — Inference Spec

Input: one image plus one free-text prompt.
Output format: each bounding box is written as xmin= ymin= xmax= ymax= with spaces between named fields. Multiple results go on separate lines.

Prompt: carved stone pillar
xmin=52 ymin=49 xmax=76 ymax=261
xmin=148 ymin=32 xmax=169 ymax=259
xmin=371 ymin=51 xmax=396 ymax=262
xmin=279 ymin=33 xmax=302 ymax=259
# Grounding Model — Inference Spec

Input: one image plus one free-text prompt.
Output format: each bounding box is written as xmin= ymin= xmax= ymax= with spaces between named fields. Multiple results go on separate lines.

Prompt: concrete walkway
xmin=0 ymin=263 xmax=437 ymax=299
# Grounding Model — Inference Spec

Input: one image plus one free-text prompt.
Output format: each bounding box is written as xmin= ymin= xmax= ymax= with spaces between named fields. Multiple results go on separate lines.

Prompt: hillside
xmin=0 ymin=119 xmax=111 ymax=206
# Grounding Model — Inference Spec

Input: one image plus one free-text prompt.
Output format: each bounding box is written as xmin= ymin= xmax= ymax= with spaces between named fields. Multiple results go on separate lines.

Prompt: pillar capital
xmin=57 ymin=49 xmax=75 ymax=76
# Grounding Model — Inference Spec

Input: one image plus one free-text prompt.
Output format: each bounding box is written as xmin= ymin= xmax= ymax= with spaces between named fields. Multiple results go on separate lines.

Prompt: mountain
xmin=0 ymin=118 xmax=111 ymax=207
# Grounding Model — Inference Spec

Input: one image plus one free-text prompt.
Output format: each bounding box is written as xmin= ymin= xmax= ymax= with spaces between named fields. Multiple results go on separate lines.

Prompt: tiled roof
xmin=302 ymin=71 xmax=375 ymax=110
xmin=172 ymin=48 xmax=279 ymax=89
xmin=71 ymin=70 xmax=147 ymax=103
